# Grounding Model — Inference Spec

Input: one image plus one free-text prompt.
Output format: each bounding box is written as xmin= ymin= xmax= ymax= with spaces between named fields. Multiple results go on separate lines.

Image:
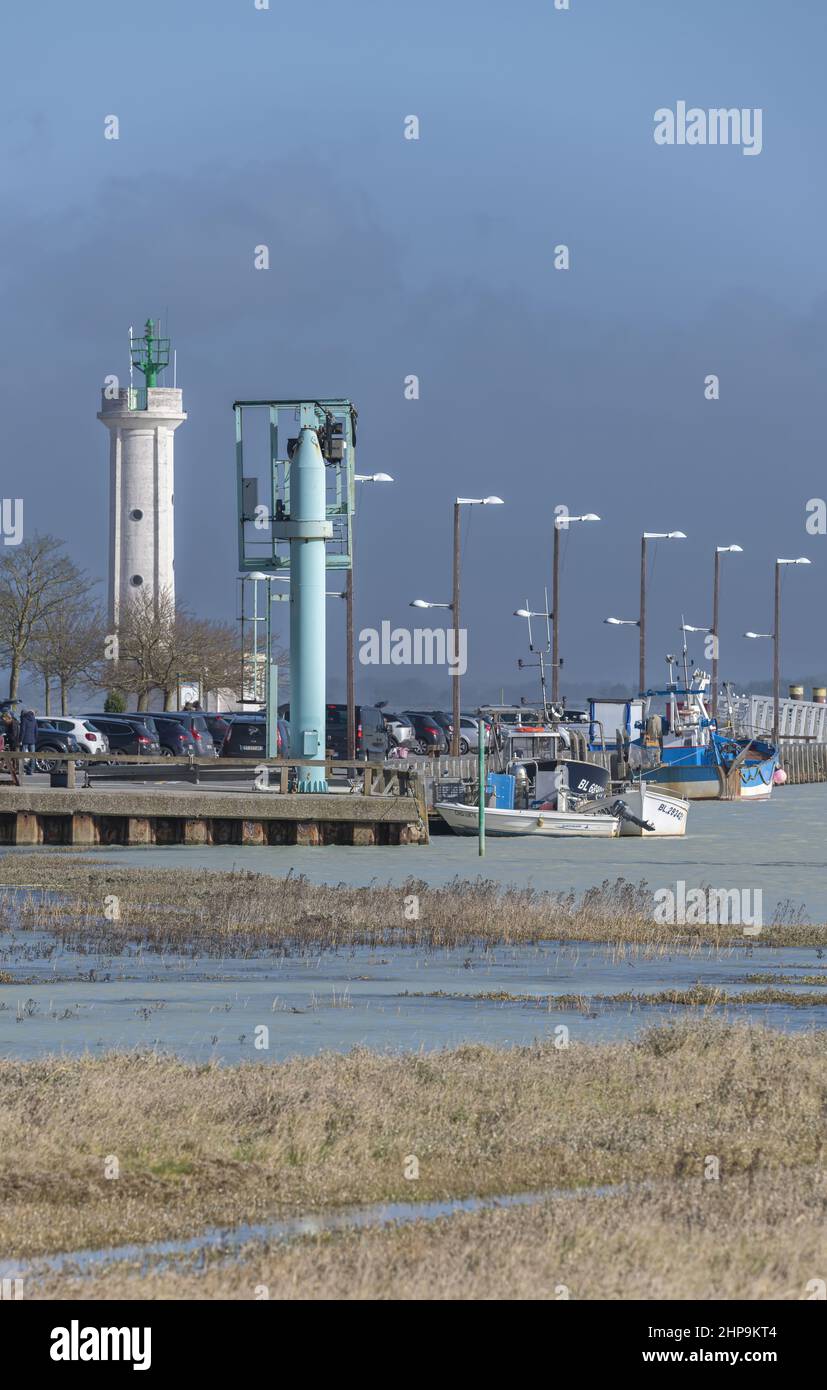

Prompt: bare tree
xmin=26 ymin=603 xmax=107 ymax=714
xmin=102 ymin=587 xmax=178 ymax=711
xmin=161 ymin=614 xmax=232 ymax=708
xmin=0 ymin=536 xmax=84 ymax=700
xmin=93 ymin=588 xmax=280 ymax=711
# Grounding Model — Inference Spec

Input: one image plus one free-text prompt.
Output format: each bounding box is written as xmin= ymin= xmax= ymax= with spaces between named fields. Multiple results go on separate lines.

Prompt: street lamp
xmin=744 ymin=558 xmax=811 ymax=747
xmin=410 ymin=496 xmax=504 ymax=756
xmin=640 ymin=531 xmax=686 ymax=692
xmin=604 ymin=617 xmax=639 ymax=690
xmin=246 ymin=571 xmax=270 ymax=697
xmin=711 ymin=545 xmax=743 ymax=723
xmin=346 ymin=472 xmax=394 ymax=758
xmin=451 ymin=496 xmax=504 ymax=755
xmin=552 ymin=512 xmax=600 ymax=702
xmin=774 ymin=558 xmax=811 ymax=747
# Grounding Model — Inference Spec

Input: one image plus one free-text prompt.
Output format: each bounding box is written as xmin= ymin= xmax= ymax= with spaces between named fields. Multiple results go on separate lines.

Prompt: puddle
xmin=0 ymin=1182 xmax=634 ymax=1283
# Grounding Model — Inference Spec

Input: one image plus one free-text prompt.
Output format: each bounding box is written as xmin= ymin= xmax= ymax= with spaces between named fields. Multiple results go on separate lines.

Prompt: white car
xmin=42 ymin=717 xmax=110 ymax=757
xmin=381 ymin=712 xmax=417 ymax=748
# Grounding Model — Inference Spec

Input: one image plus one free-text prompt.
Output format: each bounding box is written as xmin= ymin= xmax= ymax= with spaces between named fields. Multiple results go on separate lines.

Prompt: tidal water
xmin=1 ymin=785 xmax=825 ymax=1062
xmin=1 ymin=931 xmax=825 ymax=1063
xmin=5 ymin=782 xmax=824 ymax=916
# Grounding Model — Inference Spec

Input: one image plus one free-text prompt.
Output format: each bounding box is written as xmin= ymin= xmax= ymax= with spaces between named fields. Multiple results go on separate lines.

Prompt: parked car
xmin=160 ymin=712 xmax=217 ymax=757
xmin=201 ymin=713 xmax=231 ymax=752
xmin=83 ymin=715 xmax=162 ymax=757
xmin=39 ymin=717 xmax=110 ymax=757
xmin=277 ymin=704 xmax=389 ymax=761
xmin=221 ymin=715 xmax=290 ymax=758
xmin=380 ymin=712 xmax=417 ymax=748
xmin=32 ymin=722 xmax=82 ymax=772
xmin=428 ymin=710 xmax=455 ymax=740
xmin=457 ymin=714 xmax=492 ymax=755
xmin=150 ymin=713 xmax=197 ymax=757
xmin=402 ymin=712 xmax=450 ymax=755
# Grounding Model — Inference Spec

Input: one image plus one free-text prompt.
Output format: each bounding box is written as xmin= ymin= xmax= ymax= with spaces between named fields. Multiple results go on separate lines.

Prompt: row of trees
xmin=0 ymin=535 xmax=247 ymax=712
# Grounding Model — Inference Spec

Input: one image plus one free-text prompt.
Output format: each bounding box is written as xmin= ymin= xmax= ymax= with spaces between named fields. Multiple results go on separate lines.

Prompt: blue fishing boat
xmin=628 ymin=671 xmax=779 ymax=802
xmin=641 ymin=732 xmax=778 ymax=801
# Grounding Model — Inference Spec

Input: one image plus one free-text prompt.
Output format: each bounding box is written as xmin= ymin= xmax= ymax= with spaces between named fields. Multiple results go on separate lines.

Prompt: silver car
xmin=457 ymin=715 xmax=492 ymax=755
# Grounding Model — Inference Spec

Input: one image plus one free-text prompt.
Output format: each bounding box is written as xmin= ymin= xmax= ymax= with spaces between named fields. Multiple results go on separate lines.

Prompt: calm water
xmin=1 ymin=784 xmax=825 ymax=1062
xmin=7 ymin=782 xmax=825 ymax=917
xmin=1 ymin=931 xmax=825 ymax=1062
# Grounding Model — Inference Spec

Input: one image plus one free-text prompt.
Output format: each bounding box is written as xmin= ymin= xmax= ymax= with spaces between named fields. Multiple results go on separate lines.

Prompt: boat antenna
xmin=680 ymin=614 xmax=691 ymax=692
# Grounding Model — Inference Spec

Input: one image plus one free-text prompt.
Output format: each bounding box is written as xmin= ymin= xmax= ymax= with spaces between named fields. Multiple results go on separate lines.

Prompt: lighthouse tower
xmin=98 ymin=321 xmax=186 ymax=628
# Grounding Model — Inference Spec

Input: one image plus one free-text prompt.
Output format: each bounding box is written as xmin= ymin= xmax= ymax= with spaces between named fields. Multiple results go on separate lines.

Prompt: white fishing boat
xmin=615 ymin=786 xmax=688 ymax=836
xmin=435 ymin=801 xmax=621 ymax=837
xmin=570 ymin=785 xmax=689 ymax=837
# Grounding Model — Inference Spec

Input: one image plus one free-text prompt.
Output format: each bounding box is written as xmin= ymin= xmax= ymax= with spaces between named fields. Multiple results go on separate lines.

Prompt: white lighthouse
xmin=98 ymin=320 xmax=186 ymax=628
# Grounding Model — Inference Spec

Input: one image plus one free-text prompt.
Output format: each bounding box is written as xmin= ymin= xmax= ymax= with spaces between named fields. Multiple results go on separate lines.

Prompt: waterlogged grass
xmin=30 ymin=1168 xmax=827 ymax=1301
xmin=0 ymin=857 xmax=824 ymax=951
xmin=739 ymin=973 xmax=827 ymax=986
xmin=407 ymin=985 xmax=827 ymax=1010
xmin=0 ymin=1021 xmax=824 ymax=1262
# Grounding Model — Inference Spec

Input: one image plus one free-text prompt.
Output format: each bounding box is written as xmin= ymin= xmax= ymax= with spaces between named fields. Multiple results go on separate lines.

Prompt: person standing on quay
xmin=19 ymin=707 xmax=37 ymax=775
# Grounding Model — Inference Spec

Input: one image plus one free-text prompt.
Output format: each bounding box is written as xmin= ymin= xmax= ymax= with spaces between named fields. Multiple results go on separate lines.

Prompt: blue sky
xmin=2 ymin=0 xmax=827 ymax=703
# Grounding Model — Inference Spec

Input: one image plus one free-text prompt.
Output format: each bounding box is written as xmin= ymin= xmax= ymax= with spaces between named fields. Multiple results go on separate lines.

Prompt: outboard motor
xmin=610 ymin=798 xmax=655 ymax=832
xmin=511 ymin=762 xmax=531 ymax=808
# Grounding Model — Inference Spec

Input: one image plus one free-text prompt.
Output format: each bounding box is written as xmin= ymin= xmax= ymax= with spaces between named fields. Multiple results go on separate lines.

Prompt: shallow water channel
xmin=1 ymin=923 xmax=825 ymax=1062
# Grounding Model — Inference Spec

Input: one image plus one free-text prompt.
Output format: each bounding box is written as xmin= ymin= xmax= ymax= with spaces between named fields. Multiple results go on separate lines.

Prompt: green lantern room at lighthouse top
xmin=130 ymin=319 xmax=171 ymax=387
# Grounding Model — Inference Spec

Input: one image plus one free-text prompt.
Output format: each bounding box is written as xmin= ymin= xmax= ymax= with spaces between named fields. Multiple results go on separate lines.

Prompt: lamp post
xmin=711 ymin=545 xmax=743 ymax=724
xmin=744 ymin=557 xmax=811 ymax=748
xmin=348 ymin=473 xmax=393 ymax=759
xmin=603 ymin=616 xmax=639 ymax=688
xmin=451 ymin=498 xmax=504 ymax=753
xmin=552 ymin=513 xmax=600 ymax=704
xmin=412 ymin=495 xmax=503 ymax=756
xmin=245 ymin=572 xmax=271 ymax=706
xmin=639 ymin=532 xmax=686 ymax=692
xmin=415 ymin=497 xmax=503 ymax=756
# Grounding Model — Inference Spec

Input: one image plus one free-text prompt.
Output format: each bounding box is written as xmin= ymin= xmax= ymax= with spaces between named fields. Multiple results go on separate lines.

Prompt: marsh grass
xmin=1 ymin=857 xmax=825 ymax=952
xmin=739 ymin=973 xmax=827 ymax=986
xmin=1 ymin=1020 xmax=824 ymax=1261
xmin=29 ymin=1167 xmax=827 ymax=1301
xmin=408 ymin=985 xmax=827 ymax=1009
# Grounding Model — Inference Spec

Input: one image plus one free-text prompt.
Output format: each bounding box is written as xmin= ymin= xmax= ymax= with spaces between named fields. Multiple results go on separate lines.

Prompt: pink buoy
xmin=773 ymin=767 xmax=787 ymax=785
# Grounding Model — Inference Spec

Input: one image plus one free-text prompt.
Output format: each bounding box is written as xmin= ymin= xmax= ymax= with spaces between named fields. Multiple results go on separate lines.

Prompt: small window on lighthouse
xmin=130 ymin=574 xmax=144 ymax=587
xmin=130 ymin=508 xmax=144 ymax=521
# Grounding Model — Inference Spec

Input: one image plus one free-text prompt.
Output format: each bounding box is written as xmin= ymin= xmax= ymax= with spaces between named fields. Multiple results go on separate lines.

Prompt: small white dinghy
xmin=435 ymin=801 xmax=621 ymax=838
xmin=571 ymin=785 xmax=689 ymax=837
xmin=616 ymin=786 xmax=688 ymax=836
